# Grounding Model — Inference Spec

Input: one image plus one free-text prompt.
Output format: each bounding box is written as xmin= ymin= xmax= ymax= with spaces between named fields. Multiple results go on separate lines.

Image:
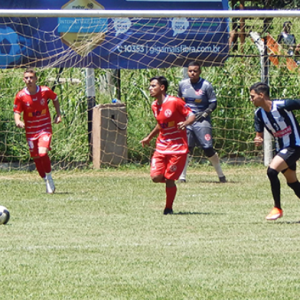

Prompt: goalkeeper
xmin=178 ymin=61 xmax=226 ymax=183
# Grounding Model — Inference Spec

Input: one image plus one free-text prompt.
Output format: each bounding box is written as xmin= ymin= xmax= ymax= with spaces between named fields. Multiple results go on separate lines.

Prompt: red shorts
xmin=150 ymin=151 xmax=187 ymax=180
xmin=27 ymin=133 xmax=52 ymax=157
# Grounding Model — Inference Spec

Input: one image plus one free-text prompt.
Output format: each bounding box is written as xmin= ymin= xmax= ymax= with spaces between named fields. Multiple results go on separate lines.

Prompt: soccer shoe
xmin=163 ymin=208 xmax=173 ymax=215
xmin=219 ymin=176 xmax=227 ymax=183
xmin=45 ymin=176 xmax=55 ymax=194
xmin=178 ymin=179 xmax=186 ymax=183
xmin=265 ymin=207 xmax=283 ymax=220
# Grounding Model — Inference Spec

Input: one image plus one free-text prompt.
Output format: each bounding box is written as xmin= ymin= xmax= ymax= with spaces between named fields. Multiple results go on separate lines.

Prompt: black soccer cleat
xmin=163 ymin=208 xmax=173 ymax=215
xmin=219 ymin=176 xmax=227 ymax=183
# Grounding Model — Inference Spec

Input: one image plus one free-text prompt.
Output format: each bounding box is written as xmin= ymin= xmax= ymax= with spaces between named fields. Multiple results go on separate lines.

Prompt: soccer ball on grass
xmin=0 ymin=206 xmax=10 ymax=225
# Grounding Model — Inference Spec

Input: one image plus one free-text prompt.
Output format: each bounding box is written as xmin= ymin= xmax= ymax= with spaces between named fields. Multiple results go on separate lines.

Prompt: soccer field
xmin=1 ymin=165 xmax=300 ymax=300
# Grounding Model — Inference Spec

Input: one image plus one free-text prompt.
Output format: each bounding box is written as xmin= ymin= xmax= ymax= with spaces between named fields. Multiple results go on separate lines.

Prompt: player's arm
xmin=14 ymin=112 xmax=24 ymax=129
xmin=254 ymin=132 xmax=264 ymax=147
xmin=52 ymin=97 xmax=62 ymax=124
xmin=178 ymin=112 xmax=195 ymax=130
xmin=195 ymin=102 xmax=217 ymax=122
xmin=140 ymin=124 xmax=160 ymax=147
xmin=283 ymin=99 xmax=300 ymax=110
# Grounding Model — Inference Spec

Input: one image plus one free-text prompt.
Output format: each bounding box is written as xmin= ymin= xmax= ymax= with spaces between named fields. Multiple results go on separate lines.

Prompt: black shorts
xmin=187 ymin=120 xmax=213 ymax=149
xmin=277 ymin=146 xmax=300 ymax=171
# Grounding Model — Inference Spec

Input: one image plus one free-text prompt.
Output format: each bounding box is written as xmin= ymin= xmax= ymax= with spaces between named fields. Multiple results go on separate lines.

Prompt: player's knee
xmin=151 ymin=175 xmax=164 ymax=183
xmin=267 ymin=167 xmax=279 ymax=180
xmin=39 ymin=152 xmax=48 ymax=158
xmin=203 ymin=148 xmax=215 ymax=158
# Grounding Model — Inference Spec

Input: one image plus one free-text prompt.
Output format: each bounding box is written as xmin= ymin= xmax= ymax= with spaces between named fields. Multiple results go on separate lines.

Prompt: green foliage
xmin=2 ymin=16 xmax=300 ymax=166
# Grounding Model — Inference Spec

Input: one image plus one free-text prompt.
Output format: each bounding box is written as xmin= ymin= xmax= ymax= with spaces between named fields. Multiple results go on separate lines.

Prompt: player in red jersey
xmin=13 ymin=68 xmax=62 ymax=194
xmin=140 ymin=76 xmax=195 ymax=214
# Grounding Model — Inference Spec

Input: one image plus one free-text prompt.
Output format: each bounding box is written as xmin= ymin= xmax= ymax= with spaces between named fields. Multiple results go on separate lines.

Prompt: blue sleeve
xmin=254 ymin=109 xmax=264 ymax=132
xmin=282 ymin=99 xmax=300 ymax=111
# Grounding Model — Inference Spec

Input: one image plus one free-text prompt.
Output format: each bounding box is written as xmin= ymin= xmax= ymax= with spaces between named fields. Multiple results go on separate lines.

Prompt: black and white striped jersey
xmin=255 ymin=99 xmax=300 ymax=151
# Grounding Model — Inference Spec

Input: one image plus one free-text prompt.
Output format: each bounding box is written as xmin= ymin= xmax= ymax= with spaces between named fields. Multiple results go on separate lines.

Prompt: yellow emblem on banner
xmin=59 ymin=0 xmax=106 ymax=56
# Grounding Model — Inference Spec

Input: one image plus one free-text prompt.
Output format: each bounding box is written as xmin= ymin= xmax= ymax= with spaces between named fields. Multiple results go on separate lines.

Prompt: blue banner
xmin=0 ymin=0 xmax=229 ymax=69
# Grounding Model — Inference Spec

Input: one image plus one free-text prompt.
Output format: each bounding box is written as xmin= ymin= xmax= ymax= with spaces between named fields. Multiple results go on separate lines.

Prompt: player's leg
xmin=38 ymin=134 xmax=55 ymax=194
xmin=28 ymin=139 xmax=46 ymax=179
xmin=265 ymin=153 xmax=290 ymax=220
xmin=150 ymin=152 xmax=166 ymax=183
xmin=178 ymin=128 xmax=195 ymax=183
xmin=281 ymin=147 xmax=300 ymax=200
xmin=164 ymin=153 xmax=187 ymax=214
xmin=194 ymin=121 xmax=226 ymax=182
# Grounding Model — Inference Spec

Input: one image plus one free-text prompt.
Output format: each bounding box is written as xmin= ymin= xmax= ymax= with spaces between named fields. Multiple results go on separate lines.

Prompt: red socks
xmin=39 ymin=153 xmax=51 ymax=174
xmin=33 ymin=157 xmax=46 ymax=179
xmin=34 ymin=153 xmax=51 ymax=179
xmin=165 ymin=185 xmax=177 ymax=209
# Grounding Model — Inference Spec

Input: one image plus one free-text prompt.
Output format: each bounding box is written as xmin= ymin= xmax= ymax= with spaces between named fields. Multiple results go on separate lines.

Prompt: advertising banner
xmin=0 ymin=0 xmax=229 ymax=68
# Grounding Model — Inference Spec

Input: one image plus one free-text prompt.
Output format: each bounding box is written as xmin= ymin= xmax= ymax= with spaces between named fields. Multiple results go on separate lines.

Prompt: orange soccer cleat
xmin=266 ymin=207 xmax=283 ymax=220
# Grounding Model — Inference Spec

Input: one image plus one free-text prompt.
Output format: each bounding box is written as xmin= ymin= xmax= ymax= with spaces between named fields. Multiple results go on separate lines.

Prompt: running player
xmin=14 ymin=68 xmax=62 ymax=194
xmin=140 ymin=76 xmax=195 ymax=214
xmin=250 ymin=82 xmax=300 ymax=220
xmin=178 ymin=61 xmax=226 ymax=183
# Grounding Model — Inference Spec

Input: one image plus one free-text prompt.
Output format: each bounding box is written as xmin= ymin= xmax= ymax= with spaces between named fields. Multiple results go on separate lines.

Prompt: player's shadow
xmin=196 ymin=179 xmax=237 ymax=184
xmin=50 ymin=192 xmax=72 ymax=195
xmin=271 ymin=220 xmax=300 ymax=225
xmin=173 ymin=211 xmax=224 ymax=216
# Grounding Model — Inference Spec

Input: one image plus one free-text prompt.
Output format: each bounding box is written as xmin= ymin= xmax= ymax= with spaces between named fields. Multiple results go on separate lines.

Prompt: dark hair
xmin=283 ymin=21 xmax=292 ymax=28
xmin=150 ymin=76 xmax=168 ymax=92
xmin=250 ymin=82 xmax=270 ymax=97
xmin=24 ymin=68 xmax=36 ymax=76
xmin=188 ymin=61 xmax=201 ymax=69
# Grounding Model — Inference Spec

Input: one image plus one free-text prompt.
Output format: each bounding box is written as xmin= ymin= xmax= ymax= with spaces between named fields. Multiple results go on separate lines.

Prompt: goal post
xmin=1 ymin=8 xmax=300 ymax=169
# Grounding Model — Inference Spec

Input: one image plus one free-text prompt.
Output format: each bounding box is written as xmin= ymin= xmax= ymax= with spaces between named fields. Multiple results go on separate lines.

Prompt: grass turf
xmin=1 ymin=165 xmax=300 ymax=299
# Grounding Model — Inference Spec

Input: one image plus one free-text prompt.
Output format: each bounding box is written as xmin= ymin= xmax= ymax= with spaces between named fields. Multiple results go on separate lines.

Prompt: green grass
xmin=1 ymin=165 xmax=300 ymax=299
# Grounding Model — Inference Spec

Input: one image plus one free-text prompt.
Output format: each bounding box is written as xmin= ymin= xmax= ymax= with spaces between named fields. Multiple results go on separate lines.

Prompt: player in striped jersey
xmin=13 ymin=68 xmax=62 ymax=194
xmin=140 ymin=76 xmax=195 ymax=214
xmin=250 ymin=82 xmax=300 ymax=220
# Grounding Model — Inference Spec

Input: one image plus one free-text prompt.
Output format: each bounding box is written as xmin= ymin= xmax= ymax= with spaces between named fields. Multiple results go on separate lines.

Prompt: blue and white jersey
xmin=255 ymin=99 xmax=300 ymax=151
xmin=178 ymin=77 xmax=217 ymax=114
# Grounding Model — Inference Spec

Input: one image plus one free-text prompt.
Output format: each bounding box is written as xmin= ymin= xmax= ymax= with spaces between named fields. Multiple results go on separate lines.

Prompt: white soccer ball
xmin=0 ymin=206 xmax=10 ymax=225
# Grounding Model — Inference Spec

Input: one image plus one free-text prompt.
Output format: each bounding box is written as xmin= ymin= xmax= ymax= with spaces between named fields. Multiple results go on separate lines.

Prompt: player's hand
xmin=195 ymin=109 xmax=212 ymax=122
xmin=54 ymin=115 xmax=62 ymax=124
xmin=177 ymin=121 xmax=186 ymax=130
xmin=16 ymin=121 xmax=25 ymax=129
xmin=254 ymin=136 xmax=263 ymax=147
xmin=140 ymin=137 xmax=150 ymax=147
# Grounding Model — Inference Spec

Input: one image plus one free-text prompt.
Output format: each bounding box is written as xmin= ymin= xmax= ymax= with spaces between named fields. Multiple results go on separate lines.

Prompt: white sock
xmin=179 ymin=155 xmax=191 ymax=180
xmin=208 ymin=153 xmax=224 ymax=178
xmin=45 ymin=172 xmax=52 ymax=179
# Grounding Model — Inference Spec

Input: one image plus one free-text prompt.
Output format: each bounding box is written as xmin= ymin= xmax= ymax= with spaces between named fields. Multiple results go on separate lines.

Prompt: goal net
xmin=1 ymin=8 xmax=300 ymax=170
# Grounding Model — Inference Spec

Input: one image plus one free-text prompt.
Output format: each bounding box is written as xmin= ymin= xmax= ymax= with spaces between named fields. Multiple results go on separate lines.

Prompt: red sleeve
xmin=176 ymin=97 xmax=192 ymax=117
xmin=43 ymin=86 xmax=58 ymax=101
xmin=13 ymin=92 xmax=23 ymax=114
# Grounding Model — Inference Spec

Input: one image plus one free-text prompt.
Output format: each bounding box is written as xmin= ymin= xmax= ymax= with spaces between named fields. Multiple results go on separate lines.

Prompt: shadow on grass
xmin=274 ymin=221 xmax=300 ymax=225
xmin=173 ymin=211 xmax=224 ymax=216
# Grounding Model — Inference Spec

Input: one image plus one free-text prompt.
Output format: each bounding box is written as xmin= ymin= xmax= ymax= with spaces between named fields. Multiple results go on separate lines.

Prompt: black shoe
xmin=163 ymin=208 xmax=173 ymax=215
xmin=219 ymin=176 xmax=227 ymax=183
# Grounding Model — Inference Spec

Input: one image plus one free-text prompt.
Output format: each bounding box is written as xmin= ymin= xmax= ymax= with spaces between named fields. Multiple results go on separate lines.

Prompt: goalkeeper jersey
xmin=151 ymin=95 xmax=192 ymax=155
xmin=13 ymin=85 xmax=58 ymax=141
xmin=178 ymin=77 xmax=217 ymax=114
xmin=254 ymin=99 xmax=300 ymax=151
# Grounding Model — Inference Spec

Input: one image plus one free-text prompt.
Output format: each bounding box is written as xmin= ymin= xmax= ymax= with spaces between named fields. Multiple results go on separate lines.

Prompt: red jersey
xmin=13 ymin=86 xmax=58 ymax=141
xmin=152 ymin=95 xmax=192 ymax=155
